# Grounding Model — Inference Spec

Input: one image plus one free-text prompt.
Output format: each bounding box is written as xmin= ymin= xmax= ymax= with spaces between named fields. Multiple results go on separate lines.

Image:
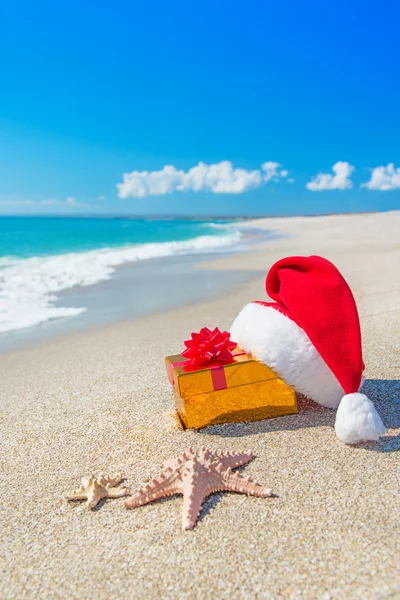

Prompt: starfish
xmin=125 ymin=447 xmax=273 ymax=530
xmin=67 ymin=473 xmax=130 ymax=509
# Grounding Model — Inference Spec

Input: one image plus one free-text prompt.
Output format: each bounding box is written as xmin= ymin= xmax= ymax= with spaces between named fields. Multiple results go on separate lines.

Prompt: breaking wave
xmin=0 ymin=230 xmax=241 ymax=333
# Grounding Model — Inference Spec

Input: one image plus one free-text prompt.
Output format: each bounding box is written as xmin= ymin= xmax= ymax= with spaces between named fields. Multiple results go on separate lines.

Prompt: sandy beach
xmin=1 ymin=211 xmax=399 ymax=599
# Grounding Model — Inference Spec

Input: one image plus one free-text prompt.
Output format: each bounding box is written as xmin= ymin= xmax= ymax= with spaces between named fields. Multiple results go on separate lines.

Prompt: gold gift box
xmin=165 ymin=350 xmax=297 ymax=429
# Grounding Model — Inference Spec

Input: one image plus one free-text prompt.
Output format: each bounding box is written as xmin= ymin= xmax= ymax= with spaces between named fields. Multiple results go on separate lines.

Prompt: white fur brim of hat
xmin=230 ymin=302 xmax=386 ymax=444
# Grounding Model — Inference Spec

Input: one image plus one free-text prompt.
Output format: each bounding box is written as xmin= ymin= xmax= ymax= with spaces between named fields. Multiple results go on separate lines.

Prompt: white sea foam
xmin=0 ymin=231 xmax=241 ymax=333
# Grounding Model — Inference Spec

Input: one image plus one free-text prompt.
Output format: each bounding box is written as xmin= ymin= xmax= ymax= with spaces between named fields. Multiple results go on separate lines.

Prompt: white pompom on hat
xmin=230 ymin=255 xmax=386 ymax=444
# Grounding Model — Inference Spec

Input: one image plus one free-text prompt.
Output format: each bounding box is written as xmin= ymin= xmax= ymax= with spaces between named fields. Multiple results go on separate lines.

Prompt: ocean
xmin=0 ymin=217 xmax=245 ymax=335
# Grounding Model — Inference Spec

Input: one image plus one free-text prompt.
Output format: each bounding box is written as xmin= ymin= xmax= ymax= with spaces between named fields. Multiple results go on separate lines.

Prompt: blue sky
xmin=0 ymin=0 xmax=399 ymax=216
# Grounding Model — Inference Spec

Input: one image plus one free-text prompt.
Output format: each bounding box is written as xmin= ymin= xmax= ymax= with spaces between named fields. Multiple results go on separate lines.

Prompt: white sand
xmin=1 ymin=211 xmax=399 ymax=599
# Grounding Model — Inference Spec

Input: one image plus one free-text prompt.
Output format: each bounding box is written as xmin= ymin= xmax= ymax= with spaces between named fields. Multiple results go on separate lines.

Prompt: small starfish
xmin=67 ymin=473 xmax=130 ymax=509
xmin=125 ymin=447 xmax=273 ymax=530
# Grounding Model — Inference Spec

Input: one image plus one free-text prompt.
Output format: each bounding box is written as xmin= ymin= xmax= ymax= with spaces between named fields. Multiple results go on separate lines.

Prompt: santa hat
xmin=230 ymin=255 xmax=386 ymax=445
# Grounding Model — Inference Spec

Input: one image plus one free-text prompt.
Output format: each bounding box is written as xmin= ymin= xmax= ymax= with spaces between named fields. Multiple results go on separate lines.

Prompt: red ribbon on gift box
xmin=182 ymin=327 xmax=237 ymax=367
xmin=169 ymin=327 xmax=245 ymax=392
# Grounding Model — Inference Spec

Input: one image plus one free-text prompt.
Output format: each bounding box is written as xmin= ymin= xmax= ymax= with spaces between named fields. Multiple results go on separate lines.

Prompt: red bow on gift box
xmin=182 ymin=327 xmax=237 ymax=367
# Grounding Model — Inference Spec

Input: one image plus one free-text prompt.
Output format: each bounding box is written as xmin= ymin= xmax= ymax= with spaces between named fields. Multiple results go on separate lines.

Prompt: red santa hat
xmin=230 ymin=255 xmax=386 ymax=444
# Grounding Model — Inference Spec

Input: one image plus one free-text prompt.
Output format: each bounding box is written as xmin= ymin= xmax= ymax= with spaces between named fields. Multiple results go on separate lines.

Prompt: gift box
xmin=165 ymin=337 xmax=297 ymax=429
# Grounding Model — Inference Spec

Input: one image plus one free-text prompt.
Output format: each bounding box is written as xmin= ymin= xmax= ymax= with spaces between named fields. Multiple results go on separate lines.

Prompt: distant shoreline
xmin=0 ymin=208 xmax=391 ymax=220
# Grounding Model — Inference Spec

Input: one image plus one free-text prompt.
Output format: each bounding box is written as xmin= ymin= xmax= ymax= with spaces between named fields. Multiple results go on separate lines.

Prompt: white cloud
xmin=117 ymin=160 xmax=289 ymax=198
xmin=361 ymin=163 xmax=400 ymax=190
xmin=306 ymin=161 xmax=354 ymax=191
xmin=261 ymin=161 xmax=286 ymax=183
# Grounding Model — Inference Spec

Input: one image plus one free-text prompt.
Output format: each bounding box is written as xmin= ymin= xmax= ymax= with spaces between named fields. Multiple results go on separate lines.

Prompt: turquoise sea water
xmin=0 ymin=216 xmax=232 ymax=258
xmin=0 ymin=217 xmax=242 ymax=333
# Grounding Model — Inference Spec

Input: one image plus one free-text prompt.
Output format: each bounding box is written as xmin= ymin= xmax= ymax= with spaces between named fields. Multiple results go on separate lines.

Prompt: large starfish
xmin=125 ymin=447 xmax=273 ymax=530
xmin=67 ymin=473 xmax=130 ymax=509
